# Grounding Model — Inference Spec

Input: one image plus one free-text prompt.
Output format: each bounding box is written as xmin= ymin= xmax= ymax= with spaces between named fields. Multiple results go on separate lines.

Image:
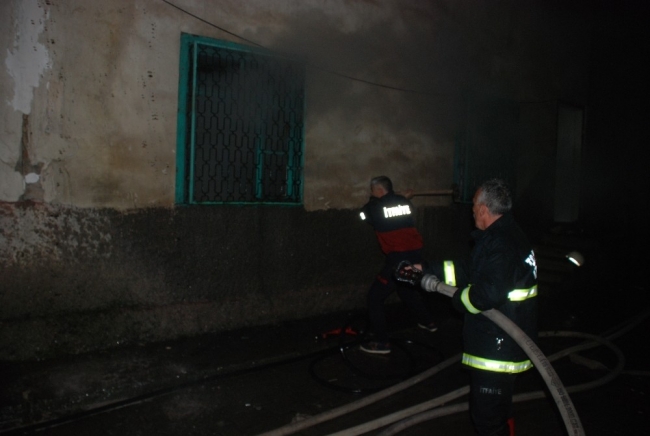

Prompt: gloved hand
xmin=395 ymin=260 xmax=424 ymax=287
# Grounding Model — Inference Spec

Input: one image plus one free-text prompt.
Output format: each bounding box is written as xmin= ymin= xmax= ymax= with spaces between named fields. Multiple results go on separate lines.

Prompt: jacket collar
xmin=471 ymin=213 xmax=514 ymax=240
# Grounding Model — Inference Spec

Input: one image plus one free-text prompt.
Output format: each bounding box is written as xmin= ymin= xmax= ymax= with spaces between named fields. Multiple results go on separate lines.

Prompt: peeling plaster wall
xmin=1 ymin=1 xmax=45 ymax=200
xmin=1 ymin=0 xmax=179 ymax=208
xmin=4 ymin=0 xmax=51 ymax=115
xmin=1 ymin=0 xmax=597 ymax=359
xmin=1 ymin=0 xmax=593 ymax=210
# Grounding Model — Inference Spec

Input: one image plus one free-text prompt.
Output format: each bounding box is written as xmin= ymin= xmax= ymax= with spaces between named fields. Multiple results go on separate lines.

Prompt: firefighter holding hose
xmin=405 ymin=178 xmax=538 ymax=436
xmin=358 ymin=176 xmax=438 ymax=355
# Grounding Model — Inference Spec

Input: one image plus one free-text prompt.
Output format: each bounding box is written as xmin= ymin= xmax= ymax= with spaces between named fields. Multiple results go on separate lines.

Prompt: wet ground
xmin=1 ymin=233 xmax=649 ymax=435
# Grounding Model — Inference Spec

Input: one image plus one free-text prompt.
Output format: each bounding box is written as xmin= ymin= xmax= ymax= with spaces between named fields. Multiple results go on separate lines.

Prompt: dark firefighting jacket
xmin=360 ymin=192 xmax=423 ymax=263
xmin=440 ymin=213 xmax=538 ymax=373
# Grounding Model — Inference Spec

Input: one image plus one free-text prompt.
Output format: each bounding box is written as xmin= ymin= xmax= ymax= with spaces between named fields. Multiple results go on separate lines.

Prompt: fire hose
xmin=256 ymin=270 xmax=644 ymax=436
xmin=415 ymin=274 xmax=585 ymax=435
xmin=256 ymin=260 xmax=650 ymax=436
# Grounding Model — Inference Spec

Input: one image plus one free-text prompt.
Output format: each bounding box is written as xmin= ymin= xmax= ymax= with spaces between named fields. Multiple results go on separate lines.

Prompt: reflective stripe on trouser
xmin=462 ymin=353 xmax=533 ymax=373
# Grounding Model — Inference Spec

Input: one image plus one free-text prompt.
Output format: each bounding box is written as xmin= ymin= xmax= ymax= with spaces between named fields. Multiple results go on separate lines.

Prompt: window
xmin=454 ymin=96 xmax=517 ymax=202
xmin=175 ymin=33 xmax=305 ymax=205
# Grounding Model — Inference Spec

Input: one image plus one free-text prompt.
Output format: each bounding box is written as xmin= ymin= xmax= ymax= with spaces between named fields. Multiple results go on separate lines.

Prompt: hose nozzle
xmin=421 ymin=274 xmax=458 ymax=298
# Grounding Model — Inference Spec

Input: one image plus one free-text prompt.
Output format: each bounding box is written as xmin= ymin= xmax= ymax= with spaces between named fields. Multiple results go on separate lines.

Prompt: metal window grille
xmin=176 ymin=34 xmax=305 ymax=205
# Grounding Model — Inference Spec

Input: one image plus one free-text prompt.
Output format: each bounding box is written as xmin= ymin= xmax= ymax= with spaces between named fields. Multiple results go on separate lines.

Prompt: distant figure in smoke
xmin=358 ymin=176 xmax=437 ymax=355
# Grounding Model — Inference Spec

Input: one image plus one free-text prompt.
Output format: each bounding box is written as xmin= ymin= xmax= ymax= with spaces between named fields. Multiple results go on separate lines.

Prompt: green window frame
xmin=175 ymin=33 xmax=306 ymax=205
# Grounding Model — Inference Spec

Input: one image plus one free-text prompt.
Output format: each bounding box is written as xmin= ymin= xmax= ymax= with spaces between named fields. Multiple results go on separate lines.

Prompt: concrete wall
xmin=0 ymin=201 xmax=471 ymax=360
xmin=0 ymin=203 xmax=373 ymax=358
xmin=1 ymin=0 xmax=601 ymax=360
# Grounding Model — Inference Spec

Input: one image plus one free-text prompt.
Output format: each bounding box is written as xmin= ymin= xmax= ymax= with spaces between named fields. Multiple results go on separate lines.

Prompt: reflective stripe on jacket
xmin=448 ymin=213 xmax=538 ymax=373
xmin=360 ymin=193 xmax=423 ymax=255
xmin=457 ymin=284 xmax=538 ymax=314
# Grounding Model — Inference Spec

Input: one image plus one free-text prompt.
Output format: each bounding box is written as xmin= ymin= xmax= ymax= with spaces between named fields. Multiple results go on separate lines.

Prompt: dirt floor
xmin=1 ymin=231 xmax=649 ymax=435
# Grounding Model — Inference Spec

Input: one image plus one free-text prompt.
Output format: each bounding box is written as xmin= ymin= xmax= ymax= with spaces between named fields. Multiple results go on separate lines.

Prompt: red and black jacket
xmin=360 ymin=192 xmax=423 ymax=263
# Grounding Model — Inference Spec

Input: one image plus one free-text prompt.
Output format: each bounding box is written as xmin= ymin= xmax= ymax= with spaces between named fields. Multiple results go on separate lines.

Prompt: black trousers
xmin=367 ymin=262 xmax=434 ymax=343
xmin=469 ymin=368 xmax=517 ymax=436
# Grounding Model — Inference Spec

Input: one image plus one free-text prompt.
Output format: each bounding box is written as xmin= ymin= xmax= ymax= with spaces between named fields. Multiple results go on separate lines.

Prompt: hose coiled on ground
xmin=256 ymin=279 xmax=649 ymax=436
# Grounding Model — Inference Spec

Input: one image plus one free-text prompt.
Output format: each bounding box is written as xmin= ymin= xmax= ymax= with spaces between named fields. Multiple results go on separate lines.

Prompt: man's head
xmin=370 ymin=176 xmax=393 ymax=198
xmin=472 ymin=178 xmax=512 ymax=230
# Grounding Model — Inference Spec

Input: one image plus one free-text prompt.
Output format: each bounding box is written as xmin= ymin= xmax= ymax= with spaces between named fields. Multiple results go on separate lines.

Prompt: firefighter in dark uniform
xmin=359 ymin=176 xmax=437 ymax=355
xmin=427 ymin=178 xmax=538 ymax=436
